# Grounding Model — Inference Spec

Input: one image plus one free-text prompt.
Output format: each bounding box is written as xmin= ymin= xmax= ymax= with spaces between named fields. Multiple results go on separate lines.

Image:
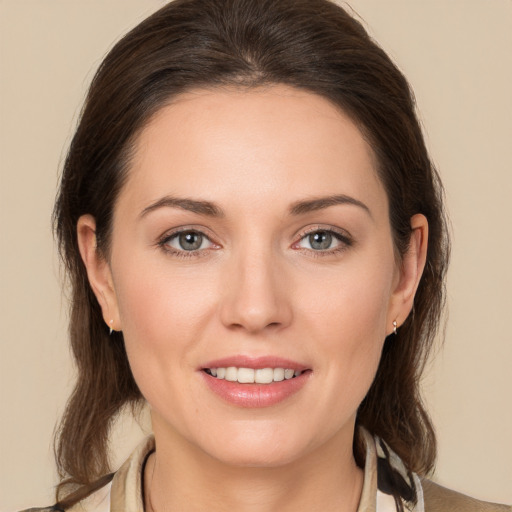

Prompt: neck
xmin=144 ymin=422 xmax=364 ymax=512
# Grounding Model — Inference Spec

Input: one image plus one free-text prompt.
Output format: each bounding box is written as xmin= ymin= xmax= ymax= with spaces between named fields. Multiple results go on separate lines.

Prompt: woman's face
xmin=84 ymin=85 xmax=423 ymax=467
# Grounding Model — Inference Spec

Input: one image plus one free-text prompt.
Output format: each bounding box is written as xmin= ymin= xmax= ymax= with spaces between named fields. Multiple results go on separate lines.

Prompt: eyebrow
xmin=140 ymin=196 xmax=224 ymax=218
xmin=288 ymin=194 xmax=372 ymax=218
xmin=140 ymin=193 xmax=371 ymax=219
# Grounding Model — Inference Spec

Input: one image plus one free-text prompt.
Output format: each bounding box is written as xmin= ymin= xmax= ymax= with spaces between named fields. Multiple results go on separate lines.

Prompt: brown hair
xmin=53 ymin=0 xmax=449 ymax=506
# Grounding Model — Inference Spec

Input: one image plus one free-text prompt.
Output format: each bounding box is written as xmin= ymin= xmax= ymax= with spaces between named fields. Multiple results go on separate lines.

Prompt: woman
xmin=20 ymin=0 xmax=510 ymax=510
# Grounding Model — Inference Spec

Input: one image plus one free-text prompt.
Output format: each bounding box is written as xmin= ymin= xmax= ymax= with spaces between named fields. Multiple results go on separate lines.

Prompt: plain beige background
xmin=1 ymin=0 xmax=511 ymax=510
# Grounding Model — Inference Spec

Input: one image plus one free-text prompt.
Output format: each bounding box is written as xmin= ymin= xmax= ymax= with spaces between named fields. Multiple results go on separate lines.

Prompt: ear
xmin=77 ymin=214 xmax=121 ymax=332
xmin=387 ymin=214 xmax=428 ymax=334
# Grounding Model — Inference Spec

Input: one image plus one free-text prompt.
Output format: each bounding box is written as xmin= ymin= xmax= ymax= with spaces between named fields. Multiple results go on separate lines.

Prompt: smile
xmin=204 ymin=367 xmax=302 ymax=384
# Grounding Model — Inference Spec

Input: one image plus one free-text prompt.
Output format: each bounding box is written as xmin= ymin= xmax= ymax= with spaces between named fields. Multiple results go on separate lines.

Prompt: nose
xmin=219 ymin=246 xmax=293 ymax=334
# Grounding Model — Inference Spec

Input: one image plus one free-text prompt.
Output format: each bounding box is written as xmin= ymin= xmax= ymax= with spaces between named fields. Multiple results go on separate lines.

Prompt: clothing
xmin=21 ymin=429 xmax=511 ymax=512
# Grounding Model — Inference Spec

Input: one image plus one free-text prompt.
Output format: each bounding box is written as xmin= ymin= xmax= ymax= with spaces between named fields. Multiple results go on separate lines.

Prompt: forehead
xmin=120 ymin=85 xmax=385 ymax=215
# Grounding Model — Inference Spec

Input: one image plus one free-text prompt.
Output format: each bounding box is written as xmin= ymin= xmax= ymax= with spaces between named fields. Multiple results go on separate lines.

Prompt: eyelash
xmin=157 ymin=226 xmax=353 ymax=260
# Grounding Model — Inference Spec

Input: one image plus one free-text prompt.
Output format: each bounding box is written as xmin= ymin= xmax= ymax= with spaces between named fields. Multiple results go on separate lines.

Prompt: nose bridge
xmin=219 ymin=235 xmax=292 ymax=333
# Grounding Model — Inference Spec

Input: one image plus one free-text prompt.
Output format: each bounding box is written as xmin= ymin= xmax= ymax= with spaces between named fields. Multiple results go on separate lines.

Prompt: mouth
xmin=200 ymin=357 xmax=311 ymax=407
xmin=203 ymin=367 xmax=304 ymax=384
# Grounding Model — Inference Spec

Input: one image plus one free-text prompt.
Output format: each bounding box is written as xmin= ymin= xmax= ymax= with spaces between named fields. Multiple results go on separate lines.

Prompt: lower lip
xmin=201 ymin=371 xmax=311 ymax=408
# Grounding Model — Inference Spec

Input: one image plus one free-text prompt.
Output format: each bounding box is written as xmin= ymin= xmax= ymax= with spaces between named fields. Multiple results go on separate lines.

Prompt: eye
xmin=294 ymin=228 xmax=352 ymax=254
xmin=162 ymin=230 xmax=215 ymax=253
xmin=301 ymin=231 xmax=336 ymax=250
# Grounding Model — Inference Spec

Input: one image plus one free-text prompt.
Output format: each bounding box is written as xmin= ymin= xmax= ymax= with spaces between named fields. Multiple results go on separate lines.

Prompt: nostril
xmin=226 ymin=320 xmax=282 ymax=334
xmin=218 ymin=270 xmax=293 ymax=333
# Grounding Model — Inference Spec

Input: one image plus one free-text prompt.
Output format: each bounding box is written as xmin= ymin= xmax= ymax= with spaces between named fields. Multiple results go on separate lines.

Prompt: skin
xmin=78 ymin=85 xmax=428 ymax=512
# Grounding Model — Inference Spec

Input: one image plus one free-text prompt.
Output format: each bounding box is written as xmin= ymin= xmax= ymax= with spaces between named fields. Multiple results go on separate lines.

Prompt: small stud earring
xmin=109 ymin=319 xmax=114 ymax=335
xmin=392 ymin=320 xmax=398 ymax=335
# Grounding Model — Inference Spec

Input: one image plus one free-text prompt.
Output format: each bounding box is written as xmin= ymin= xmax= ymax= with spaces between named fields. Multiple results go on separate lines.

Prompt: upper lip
xmin=201 ymin=355 xmax=309 ymax=371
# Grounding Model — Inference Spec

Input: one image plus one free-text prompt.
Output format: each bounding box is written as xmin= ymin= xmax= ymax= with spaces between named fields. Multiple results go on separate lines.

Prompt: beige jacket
xmin=22 ymin=430 xmax=511 ymax=512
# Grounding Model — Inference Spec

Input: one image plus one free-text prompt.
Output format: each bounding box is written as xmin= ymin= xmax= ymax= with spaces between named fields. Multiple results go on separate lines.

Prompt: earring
xmin=392 ymin=320 xmax=398 ymax=335
xmin=109 ymin=319 xmax=114 ymax=335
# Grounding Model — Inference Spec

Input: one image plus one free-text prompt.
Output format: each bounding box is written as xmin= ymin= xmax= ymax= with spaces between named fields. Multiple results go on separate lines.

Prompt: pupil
xmin=310 ymin=231 xmax=332 ymax=250
xmin=179 ymin=232 xmax=202 ymax=250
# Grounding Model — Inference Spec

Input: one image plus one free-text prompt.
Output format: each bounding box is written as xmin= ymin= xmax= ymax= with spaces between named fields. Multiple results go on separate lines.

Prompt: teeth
xmin=225 ymin=367 xmax=237 ymax=382
xmin=284 ymin=369 xmax=295 ymax=380
xmin=255 ymin=368 xmax=273 ymax=384
xmin=206 ymin=367 xmax=303 ymax=384
xmin=273 ymin=368 xmax=285 ymax=382
xmin=237 ymin=367 xmax=255 ymax=383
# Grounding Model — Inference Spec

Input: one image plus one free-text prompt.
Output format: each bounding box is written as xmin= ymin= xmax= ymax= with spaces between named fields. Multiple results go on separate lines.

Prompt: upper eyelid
xmin=295 ymin=225 xmax=352 ymax=242
xmin=159 ymin=226 xmax=216 ymax=242
xmin=164 ymin=229 xmax=213 ymax=242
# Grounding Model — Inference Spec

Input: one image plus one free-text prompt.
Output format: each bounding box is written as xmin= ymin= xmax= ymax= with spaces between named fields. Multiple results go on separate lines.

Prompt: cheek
xmin=113 ymin=248 xmax=216 ymax=335
xmin=300 ymin=259 xmax=393 ymax=348
xmin=298 ymin=258 xmax=394 ymax=408
xmin=110 ymin=252 xmax=220 ymax=396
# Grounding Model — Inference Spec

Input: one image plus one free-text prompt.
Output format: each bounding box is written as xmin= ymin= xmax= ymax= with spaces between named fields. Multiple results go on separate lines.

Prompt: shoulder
xmin=422 ymin=479 xmax=511 ymax=512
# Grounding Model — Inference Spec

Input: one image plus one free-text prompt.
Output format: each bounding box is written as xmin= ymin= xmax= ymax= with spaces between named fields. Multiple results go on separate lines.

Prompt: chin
xmin=196 ymin=422 xmax=314 ymax=469
xmin=208 ymin=443 xmax=302 ymax=469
